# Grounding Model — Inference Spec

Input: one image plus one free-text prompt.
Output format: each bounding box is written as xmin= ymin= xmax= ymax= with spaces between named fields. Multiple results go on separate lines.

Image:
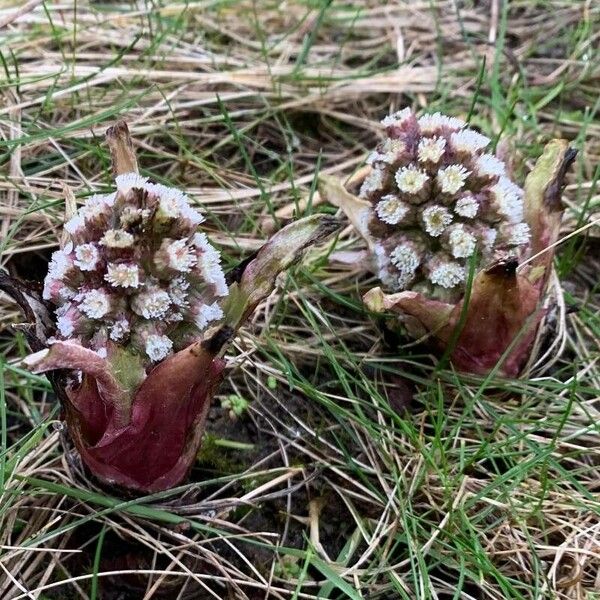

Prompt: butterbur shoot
xmin=1 ymin=121 xmax=338 ymax=493
xmin=320 ymin=108 xmax=576 ymax=377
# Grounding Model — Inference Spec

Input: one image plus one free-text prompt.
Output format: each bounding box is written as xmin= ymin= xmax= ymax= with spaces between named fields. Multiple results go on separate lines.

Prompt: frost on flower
xmin=357 ymin=107 xmax=529 ymax=298
xmin=42 ymin=171 xmax=229 ymax=366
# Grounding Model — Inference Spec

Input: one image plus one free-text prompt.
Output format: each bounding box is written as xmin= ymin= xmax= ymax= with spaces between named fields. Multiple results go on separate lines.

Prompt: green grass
xmin=1 ymin=0 xmax=599 ymax=598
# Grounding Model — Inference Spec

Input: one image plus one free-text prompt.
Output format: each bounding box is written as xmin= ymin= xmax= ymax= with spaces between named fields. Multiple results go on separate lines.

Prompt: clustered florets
xmin=361 ymin=108 xmax=530 ymax=299
xmin=43 ymin=173 xmax=229 ymax=364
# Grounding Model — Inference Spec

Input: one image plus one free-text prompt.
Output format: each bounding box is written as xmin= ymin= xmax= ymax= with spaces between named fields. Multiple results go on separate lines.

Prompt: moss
xmin=195 ymin=433 xmax=246 ymax=474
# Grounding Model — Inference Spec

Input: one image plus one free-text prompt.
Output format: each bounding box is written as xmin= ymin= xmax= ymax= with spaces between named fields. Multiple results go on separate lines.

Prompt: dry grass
xmin=1 ymin=1 xmax=599 ymax=599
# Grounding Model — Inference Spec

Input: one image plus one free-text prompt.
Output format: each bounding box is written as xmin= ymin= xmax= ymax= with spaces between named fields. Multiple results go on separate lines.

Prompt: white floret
xmin=211 ymin=271 xmax=229 ymax=297
xmin=82 ymin=193 xmax=115 ymax=219
xmin=105 ymin=263 xmax=140 ymax=288
xmin=47 ymin=250 xmax=71 ymax=279
xmin=191 ymin=232 xmax=210 ymax=250
xmin=368 ymin=140 xmax=406 ymax=165
xmin=79 ymin=289 xmax=110 ymax=319
xmin=450 ymin=129 xmax=490 ymax=153
xmin=166 ymin=239 xmax=197 ymax=272
xmin=421 ymin=205 xmax=453 ymax=237
xmin=395 ymin=166 xmax=429 ymax=194
xmin=448 ymin=226 xmax=477 ymax=258
xmin=454 ymin=194 xmax=479 ymax=218
xmin=168 ymin=277 xmax=190 ymax=307
xmin=64 ymin=214 xmax=85 ymax=235
xmin=74 ymin=243 xmax=100 ymax=271
xmin=56 ymin=314 xmax=75 ymax=337
xmin=492 ymin=178 xmax=524 ymax=223
xmin=428 ymin=261 xmax=465 ymax=288
xmin=418 ymin=112 xmax=465 ymax=134
xmin=506 ymin=222 xmax=531 ymax=246
xmin=366 ymin=151 xmax=386 ymax=165
xmin=437 ymin=164 xmax=470 ymax=194
xmin=389 ymin=243 xmax=421 ymax=288
xmin=109 ymin=318 xmax=130 ymax=342
xmin=381 ymin=107 xmax=413 ymax=128
xmin=197 ymin=245 xmax=229 ymax=297
xmin=375 ymin=195 xmax=410 ymax=225
xmin=145 ymin=334 xmax=173 ymax=362
xmin=194 ymin=301 xmax=224 ymax=330
xmin=475 ymin=154 xmax=506 ymax=177
xmin=373 ymin=243 xmax=399 ymax=289
xmin=178 ymin=201 xmax=205 ymax=226
xmin=417 ymin=136 xmax=446 ymax=163
xmin=100 ymin=229 xmax=135 ymax=249
xmin=481 ymin=227 xmax=498 ymax=250
xmin=158 ymin=195 xmax=181 ymax=218
xmin=360 ymin=167 xmax=385 ymax=196
xmin=148 ymin=183 xmax=205 ymax=225
xmin=115 ymin=172 xmax=149 ymax=195
xmin=132 ymin=289 xmax=171 ymax=319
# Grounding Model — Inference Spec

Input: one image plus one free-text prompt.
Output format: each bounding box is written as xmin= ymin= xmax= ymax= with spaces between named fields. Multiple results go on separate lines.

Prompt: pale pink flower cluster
xmin=361 ymin=108 xmax=530 ymax=298
xmin=43 ymin=173 xmax=229 ymax=363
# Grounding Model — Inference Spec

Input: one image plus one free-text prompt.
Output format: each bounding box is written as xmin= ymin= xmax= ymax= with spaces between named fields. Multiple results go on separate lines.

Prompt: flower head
xmin=43 ymin=173 xmax=229 ymax=366
xmin=356 ymin=107 xmax=528 ymax=298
